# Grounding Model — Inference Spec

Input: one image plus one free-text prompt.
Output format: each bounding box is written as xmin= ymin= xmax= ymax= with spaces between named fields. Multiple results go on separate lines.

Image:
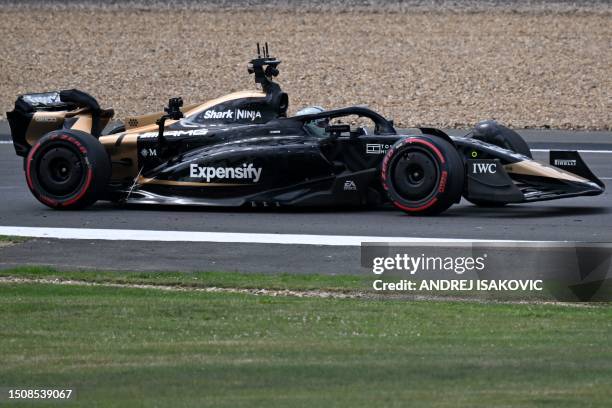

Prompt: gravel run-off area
xmin=0 ymin=5 xmax=610 ymax=130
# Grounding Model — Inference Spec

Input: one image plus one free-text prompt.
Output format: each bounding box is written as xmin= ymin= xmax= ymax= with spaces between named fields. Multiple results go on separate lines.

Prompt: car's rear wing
xmin=6 ymin=89 xmax=113 ymax=157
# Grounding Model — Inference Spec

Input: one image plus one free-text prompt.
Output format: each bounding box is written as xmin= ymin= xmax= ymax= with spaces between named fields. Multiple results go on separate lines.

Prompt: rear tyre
xmin=381 ymin=136 xmax=465 ymax=215
xmin=25 ymin=130 xmax=111 ymax=209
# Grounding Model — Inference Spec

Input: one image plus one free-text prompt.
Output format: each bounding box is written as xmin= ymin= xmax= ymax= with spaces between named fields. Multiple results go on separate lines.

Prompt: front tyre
xmin=381 ymin=136 xmax=464 ymax=215
xmin=25 ymin=130 xmax=111 ymax=209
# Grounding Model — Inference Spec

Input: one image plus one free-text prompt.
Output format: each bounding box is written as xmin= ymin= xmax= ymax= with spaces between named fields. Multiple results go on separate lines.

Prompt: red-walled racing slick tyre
xmin=25 ymin=130 xmax=111 ymax=209
xmin=381 ymin=136 xmax=465 ymax=215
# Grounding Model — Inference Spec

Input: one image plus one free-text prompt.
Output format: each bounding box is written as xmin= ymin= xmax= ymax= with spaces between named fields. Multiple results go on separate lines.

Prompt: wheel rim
xmin=36 ymin=145 xmax=85 ymax=197
xmin=390 ymin=147 xmax=441 ymax=203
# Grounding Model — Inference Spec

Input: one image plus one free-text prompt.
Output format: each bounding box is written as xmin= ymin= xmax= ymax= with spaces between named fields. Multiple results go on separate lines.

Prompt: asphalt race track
xmin=1 ymin=124 xmax=611 ymax=274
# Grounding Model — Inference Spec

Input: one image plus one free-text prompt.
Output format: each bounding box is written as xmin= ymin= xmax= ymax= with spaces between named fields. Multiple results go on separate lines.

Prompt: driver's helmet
xmin=296 ymin=106 xmax=328 ymax=137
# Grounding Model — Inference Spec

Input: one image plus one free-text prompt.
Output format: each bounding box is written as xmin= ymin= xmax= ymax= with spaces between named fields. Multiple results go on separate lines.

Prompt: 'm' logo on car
xmin=140 ymin=148 xmax=157 ymax=158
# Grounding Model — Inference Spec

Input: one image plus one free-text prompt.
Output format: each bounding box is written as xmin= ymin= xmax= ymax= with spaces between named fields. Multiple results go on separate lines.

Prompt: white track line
xmin=0 ymin=226 xmax=545 ymax=246
xmin=531 ymin=148 xmax=612 ymax=154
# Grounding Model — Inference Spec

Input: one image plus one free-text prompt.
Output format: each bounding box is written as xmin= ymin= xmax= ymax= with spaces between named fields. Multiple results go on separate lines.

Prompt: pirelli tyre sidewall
xmin=25 ymin=130 xmax=111 ymax=209
xmin=381 ymin=136 xmax=464 ymax=215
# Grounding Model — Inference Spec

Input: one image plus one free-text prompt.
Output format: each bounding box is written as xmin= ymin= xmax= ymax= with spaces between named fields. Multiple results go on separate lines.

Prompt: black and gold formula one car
xmin=6 ymin=45 xmax=605 ymax=215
